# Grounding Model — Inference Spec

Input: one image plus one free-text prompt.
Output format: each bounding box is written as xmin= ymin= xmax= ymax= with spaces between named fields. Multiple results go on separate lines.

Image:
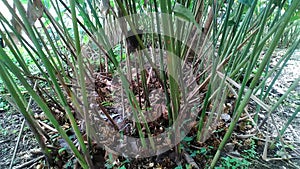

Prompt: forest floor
xmin=0 ymin=49 xmax=299 ymax=169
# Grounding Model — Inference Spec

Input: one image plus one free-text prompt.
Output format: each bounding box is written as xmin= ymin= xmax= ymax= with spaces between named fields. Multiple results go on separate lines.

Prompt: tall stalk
xmin=210 ymin=0 xmax=300 ymax=167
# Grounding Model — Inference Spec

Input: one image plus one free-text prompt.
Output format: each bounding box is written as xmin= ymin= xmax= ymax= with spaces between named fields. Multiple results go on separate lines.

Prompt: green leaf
xmin=273 ymin=0 xmax=281 ymax=6
xmin=119 ymin=165 xmax=126 ymax=169
xmin=185 ymin=164 xmax=192 ymax=169
xmin=228 ymin=20 xmax=236 ymax=26
xmin=20 ymin=0 xmax=27 ymax=4
xmin=183 ymin=136 xmax=194 ymax=142
xmin=58 ymin=147 xmax=67 ymax=155
xmin=290 ymin=11 xmax=300 ymax=22
xmin=42 ymin=0 xmax=51 ymax=9
xmin=173 ymin=3 xmax=202 ymax=30
xmin=190 ymin=150 xmax=197 ymax=157
xmin=77 ymin=0 xmax=85 ymax=4
xmin=200 ymin=147 xmax=207 ymax=154
xmin=175 ymin=165 xmax=183 ymax=169
xmin=238 ymin=0 xmax=252 ymax=6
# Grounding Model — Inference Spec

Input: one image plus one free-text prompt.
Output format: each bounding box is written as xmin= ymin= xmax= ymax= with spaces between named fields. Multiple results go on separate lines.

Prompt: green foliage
xmin=173 ymin=3 xmax=201 ymax=30
xmin=0 ymin=125 xmax=8 ymax=136
xmin=0 ymin=99 xmax=9 ymax=112
xmin=183 ymin=136 xmax=194 ymax=142
xmin=219 ymin=156 xmax=250 ymax=169
xmin=20 ymin=0 xmax=28 ymax=4
xmin=183 ymin=135 xmax=210 ymax=158
xmin=218 ymin=139 xmax=257 ymax=168
xmin=242 ymin=139 xmax=257 ymax=160
xmin=105 ymin=153 xmax=115 ymax=169
xmin=187 ymin=147 xmax=207 ymax=157
xmin=175 ymin=164 xmax=193 ymax=169
xmin=102 ymin=101 xmax=113 ymax=107
xmin=290 ymin=10 xmax=300 ymax=22
xmin=119 ymin=165 xmax=126 ymax=169
xmin=0 ymin=0 xmax=299 ymax=168
xmin=105 ymin=154 xmax=129 ymax=169
xmin=58 ymin=147 xmax=67 ymax=155
xmin=175 ymin=165 xmax=183 ymax=169
xmin=238 ymin=0 xmax=252 ymax=6
xmin=175 ymin=164 xmax=192 ymax=169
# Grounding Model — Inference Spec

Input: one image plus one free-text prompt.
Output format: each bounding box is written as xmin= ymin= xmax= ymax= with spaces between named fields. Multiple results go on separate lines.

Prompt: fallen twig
xmin=13 ymin=155 xmax=44 ymax=169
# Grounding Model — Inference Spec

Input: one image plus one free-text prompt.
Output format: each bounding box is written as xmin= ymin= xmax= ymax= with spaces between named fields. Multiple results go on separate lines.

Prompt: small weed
xmin=218 ymin=139 xmax=257 ymax=168
xmin=102 ymin=101 xmax=113 ymax=107
xmin=242 ymin=139 xmax=257 ymax=160
xmin=105 ymin=153 xmax=130 ymax=169
xmin=0 ymin=99 xmax=10 ymax=112
xmin=0 ymin=127 xmax=8 ymax=136
xmin=175 ymin=164 xmax=192 ymax=169
xmin=218 ymin=156 xmax=250 ymax=169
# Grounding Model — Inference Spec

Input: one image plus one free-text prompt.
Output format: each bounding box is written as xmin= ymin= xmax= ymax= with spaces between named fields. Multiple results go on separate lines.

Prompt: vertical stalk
xmin=210 ymin=0 xmax=300 ymax=167
xmin=69 ymin=1 xmax=93 ymax=168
